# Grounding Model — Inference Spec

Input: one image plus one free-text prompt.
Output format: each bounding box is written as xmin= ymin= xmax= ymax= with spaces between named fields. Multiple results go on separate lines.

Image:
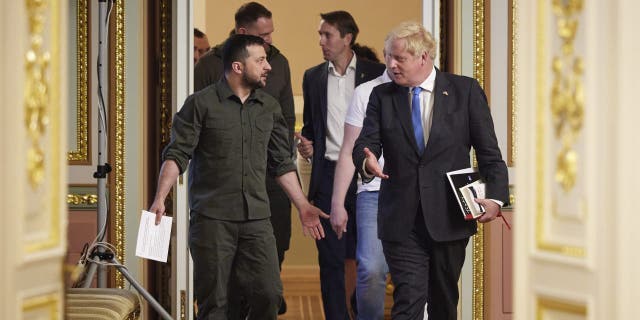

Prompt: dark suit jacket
xmin=353 ymin=70 xmax=509 ymax=242
xmin=301 ymin=59 xmax=385 ymax=201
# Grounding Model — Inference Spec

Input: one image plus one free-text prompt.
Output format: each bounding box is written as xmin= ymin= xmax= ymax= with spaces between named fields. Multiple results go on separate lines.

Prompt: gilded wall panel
xmin=22 ymin=292 xmax=61 ymax=320
xmin=536 ymin=296 xmax=586 ymax=320
xmin=535 ymin=0 xmax=587 ymax=259
xmin=23 ymin=0 xmax=65 ymax=256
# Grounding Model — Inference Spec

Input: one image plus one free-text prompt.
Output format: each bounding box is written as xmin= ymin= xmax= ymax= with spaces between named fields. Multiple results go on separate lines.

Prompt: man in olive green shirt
xmin=149 ymin=35 xmax=327 ymax=320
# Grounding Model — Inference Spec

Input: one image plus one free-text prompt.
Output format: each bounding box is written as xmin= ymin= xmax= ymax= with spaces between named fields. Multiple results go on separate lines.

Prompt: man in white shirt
xmin=297 ymin=10 xmax=384 ymax=319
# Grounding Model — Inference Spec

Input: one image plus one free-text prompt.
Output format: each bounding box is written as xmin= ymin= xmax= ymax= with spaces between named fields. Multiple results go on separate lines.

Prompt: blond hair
xmin=384 ymin=21 xmax=436 ymax=60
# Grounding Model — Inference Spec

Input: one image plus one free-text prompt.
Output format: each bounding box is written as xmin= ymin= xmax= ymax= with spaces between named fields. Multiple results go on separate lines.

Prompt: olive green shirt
xmin=162 ymin=79 xmax=296 ymax=221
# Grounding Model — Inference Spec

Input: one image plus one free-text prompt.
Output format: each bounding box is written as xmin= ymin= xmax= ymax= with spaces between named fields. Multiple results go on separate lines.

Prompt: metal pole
xmin=83 ymin=0 xmax=110 ymax=289
xmin=113 ymin=258 xmax=173 ymax=320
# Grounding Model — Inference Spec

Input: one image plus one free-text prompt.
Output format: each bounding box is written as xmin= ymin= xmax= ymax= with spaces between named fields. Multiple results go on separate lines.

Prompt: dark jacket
xmin=353 ymin=70 xmax=509 ymax=242
xmin=301 ymin=58 xmax=385 ymax=201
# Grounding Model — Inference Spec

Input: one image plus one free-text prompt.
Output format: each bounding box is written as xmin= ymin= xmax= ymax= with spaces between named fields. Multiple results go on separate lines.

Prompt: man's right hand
xmin=363 ymin=147 xmax=389 ymax=179
xmin=295 ymin=132 xmax=314 ymax=160
xmin=149 ymin=199 xmax=166 ymax=225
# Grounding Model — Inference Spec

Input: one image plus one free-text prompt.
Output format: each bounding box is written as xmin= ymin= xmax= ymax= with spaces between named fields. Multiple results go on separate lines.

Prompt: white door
xmin=514 ymin=0 xmax=640 ymax=319
xmin=0 ymin=1 xmax=68 ymax=319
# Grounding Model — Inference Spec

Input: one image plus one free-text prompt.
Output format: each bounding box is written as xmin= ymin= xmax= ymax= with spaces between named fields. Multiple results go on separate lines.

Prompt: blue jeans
xmin=356 ymin=191 xmax=389 ymax=320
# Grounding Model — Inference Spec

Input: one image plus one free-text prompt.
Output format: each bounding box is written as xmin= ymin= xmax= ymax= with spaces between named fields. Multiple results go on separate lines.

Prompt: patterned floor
xmin=278 ymin=295 xmax=325 ymax=320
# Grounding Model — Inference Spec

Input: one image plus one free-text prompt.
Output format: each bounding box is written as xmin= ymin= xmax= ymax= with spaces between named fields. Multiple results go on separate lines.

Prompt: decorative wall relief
xmin=550 ymin=0 xmax=584 ymax=192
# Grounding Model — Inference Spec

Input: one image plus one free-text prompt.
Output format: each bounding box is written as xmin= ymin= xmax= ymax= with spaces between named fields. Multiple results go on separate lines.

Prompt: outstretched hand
xmin=363 ymin=147 xmax=389 ymax=179
xmin=298 ymin=203 xmax=330 ymax=240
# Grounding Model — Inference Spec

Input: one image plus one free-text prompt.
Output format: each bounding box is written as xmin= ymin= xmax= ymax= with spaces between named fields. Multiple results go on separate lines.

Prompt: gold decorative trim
xmin=536 ymin=297 xmax=587 ymax=319
xmin=160 ymin=0 xmax=172 ymax=145
xmin=24 ymin=0 xmax=62 ymax=254
xmin=68 ymin=0 xmax=91 ymax=164
xmin=550 ymin=0 xmax=584 ymax=192
xmin=22 ymin=292 xmax=60 ymax=319
xmin=67 ymin=192 xmax=98 ymax=205
xmin=509 ymin=0 xmax=518 ymax=166
xmin=109 ymin=0 xmax=126 ymax=288
xmin=67 ymin=185 xmax=101 ymax=210
xmin=473 ymin=0 xmax=485 ymax=88
xmin=180 ymin=290 xmax=186 ymax=320
xmin=472 ymin=1 xmax=485 ymax=319
xmin=25 ymin=0 xmax=50 ymax=189
xmin=536 ymin=0 xmax=585 ymax=258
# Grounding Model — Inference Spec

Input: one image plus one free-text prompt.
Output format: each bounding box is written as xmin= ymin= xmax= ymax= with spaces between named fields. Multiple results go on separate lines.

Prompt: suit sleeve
xmin=468 ymin=79 xmax=510 ymax=205
xmin=300 ymin=70 xmax=314 ymax=142
xmin=353 ymin=88 xmax=383 ymax=179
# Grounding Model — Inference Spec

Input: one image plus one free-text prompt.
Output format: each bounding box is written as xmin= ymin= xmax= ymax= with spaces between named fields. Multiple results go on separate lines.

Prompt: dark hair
xmin=320 ymin=11 xmax=359 ymax=46
xmin=222 ymin=34 xmax=265 ymax=72
xmin=235 ymin=2 xmax=272 ymax=29
xmin=352 ymin=43 xmax=380 ymax=63
xmin=194 ymin=28 xmax=206 ymax=39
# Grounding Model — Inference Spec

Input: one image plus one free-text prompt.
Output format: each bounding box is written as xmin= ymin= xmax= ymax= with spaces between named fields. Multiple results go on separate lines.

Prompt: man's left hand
xmin=476 ymin=198 xmax=500 ymax=223
xmin=298 ymin=203 xmax=330 ymax=240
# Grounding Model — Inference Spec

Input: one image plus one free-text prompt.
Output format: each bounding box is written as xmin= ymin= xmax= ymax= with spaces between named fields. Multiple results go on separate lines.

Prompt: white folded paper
xmin=135 ymin=210 xmax=172 ymax=262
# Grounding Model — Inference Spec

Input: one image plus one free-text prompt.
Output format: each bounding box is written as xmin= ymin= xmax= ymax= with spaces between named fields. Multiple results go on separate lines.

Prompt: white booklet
xmin=135 ymin=210 xmax=172 ymax=262
xmin=446 ymin=168 xmax=486 ymax=220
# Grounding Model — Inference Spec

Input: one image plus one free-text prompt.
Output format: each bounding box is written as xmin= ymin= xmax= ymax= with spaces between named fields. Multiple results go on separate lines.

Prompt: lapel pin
xmin=360 ymin=73 xmax=365 ymax=78
xmin=443 ymin=91 xmax=449 ymax=96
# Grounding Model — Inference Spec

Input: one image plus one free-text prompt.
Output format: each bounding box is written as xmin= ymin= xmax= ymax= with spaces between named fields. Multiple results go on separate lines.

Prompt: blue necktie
xmin=411 ymin=87 xmax=425 ymax=154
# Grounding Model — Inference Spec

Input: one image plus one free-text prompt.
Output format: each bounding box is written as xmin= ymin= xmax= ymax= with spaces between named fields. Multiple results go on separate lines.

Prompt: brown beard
xmin=242 ymin=72 xmax=265 ymax=90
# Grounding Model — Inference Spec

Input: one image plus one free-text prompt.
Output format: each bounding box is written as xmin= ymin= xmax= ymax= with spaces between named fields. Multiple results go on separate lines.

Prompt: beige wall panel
xmin=515 ymin=0 xmax=640 ymax=319
xmin=531 ymin=0 xmax=588 ymax=262
xmin=1 ymin=0 xmax=68 ymax=318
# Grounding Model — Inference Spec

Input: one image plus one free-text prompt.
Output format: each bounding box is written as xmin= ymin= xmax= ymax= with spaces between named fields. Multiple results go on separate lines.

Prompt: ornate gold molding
xmin=550 ymin=0 xmax=584 ymax=192
xmin=22 ymin=292 xmax=60 ymax=319
xmin=24 ymin=0 xmax=62 ymax=254
xmin=68 ymin=0 xmax=91 ymax=164
xmin=160 ymin=0 xmax=172 ymax=145
xmin=25 ymin=0 xmax=50 ymax=189
xmin=109 ymin=0 xmax=126 ymax=289
xmin=536 ymin=0 xmax=585 ymax=258
xmin=472 ymin=1 xmax=486 ymax=319
xmin=67 ymin=185 xmax=99 ymax=210
xmin=509 ymin=0 xmax=518 ymax=166
xmin=67 ymin=193 xmax=98 ymax=205
xmin=536 ymin=296 xmax=587 ymax=318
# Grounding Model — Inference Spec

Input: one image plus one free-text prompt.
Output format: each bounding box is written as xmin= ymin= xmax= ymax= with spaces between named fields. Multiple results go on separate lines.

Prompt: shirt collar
xmin=415 ymin=65 xmax=437 ymax=92
xmin=327 ymin=51 xmax=357 ymax=76
xmin=217 ymin=77 xmax=264 ymax=104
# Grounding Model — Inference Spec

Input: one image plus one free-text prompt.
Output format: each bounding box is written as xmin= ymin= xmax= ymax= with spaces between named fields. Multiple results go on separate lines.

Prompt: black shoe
xmin=278 ymin=298 xmax=287 ymax=315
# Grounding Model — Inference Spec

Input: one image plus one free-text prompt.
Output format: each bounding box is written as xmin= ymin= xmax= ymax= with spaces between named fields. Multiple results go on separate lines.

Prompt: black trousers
xmin=382 ymin=211 xmax=469 ymax=320
xmin=313 ymin=159 xmax=357 ymax=320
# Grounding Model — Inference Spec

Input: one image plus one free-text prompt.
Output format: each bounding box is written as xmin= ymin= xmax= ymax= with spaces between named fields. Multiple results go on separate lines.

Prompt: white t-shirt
xmin=345 ymin=71 xmax=392 ymax=193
